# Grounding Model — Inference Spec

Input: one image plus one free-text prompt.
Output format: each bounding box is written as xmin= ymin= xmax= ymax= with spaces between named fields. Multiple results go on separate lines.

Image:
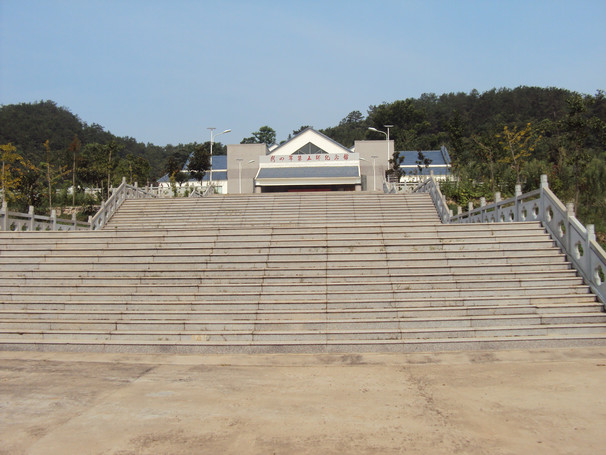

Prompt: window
xmin=292 ymin=142 xmax=328 ymax=155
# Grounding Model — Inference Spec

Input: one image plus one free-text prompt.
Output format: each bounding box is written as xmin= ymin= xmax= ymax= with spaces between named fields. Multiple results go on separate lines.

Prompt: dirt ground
xmin=1 ymin=347 xmax=605 ymax=455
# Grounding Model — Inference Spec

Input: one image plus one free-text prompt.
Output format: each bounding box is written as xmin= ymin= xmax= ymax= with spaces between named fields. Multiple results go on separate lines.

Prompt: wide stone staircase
xmin=0 ymin=192 xmax=605 ymax=353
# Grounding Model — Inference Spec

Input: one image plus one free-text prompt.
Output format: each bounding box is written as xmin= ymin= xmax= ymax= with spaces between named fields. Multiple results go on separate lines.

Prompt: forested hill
xmin=2 ymin=87 xmax=604 ymax=182
xmin=322 ymin=87 xmax=606 ymax=239
xmin=0 ymin=100 xmax=170 ymax=178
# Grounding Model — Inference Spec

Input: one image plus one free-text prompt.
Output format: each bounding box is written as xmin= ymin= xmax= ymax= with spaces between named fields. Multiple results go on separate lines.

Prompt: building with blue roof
xmin=158 ymin=128 xmax=451 ymax=194
xmin=396 ymin=146 xmax=452 ymax=182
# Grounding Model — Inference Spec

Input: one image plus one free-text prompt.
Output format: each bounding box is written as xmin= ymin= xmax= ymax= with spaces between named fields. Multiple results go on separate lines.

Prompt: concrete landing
xmin=1 ymin=347 xmax=605 ymax=455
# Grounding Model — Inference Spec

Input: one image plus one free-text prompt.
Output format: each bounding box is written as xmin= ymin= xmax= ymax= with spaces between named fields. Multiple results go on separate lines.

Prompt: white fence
xmin=0 ymin=179 xmax=221 ymax=232
xmin=415 ymin=174 xmax=606 ymax=305
xmin=0 ymin=203 xmax=90 ymax=231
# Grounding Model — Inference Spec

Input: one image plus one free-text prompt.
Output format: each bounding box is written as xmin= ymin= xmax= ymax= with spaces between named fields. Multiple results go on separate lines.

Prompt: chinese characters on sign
xmin=266 ymin=153 xmax=353 ymax=163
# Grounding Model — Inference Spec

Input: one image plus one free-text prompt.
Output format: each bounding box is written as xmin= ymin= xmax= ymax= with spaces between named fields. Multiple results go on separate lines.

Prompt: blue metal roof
xmin=396 ymin=146 xmax=451 ymax=166
xmin=202 ymin=171 xmax=227 ymax=181
xmin=211 ymin=155 xmax=227 ymax=169
xmin=257 ymin=166 xmax=360 ymax=179
xmin=402 ymin=167 xmax=450 ymax=176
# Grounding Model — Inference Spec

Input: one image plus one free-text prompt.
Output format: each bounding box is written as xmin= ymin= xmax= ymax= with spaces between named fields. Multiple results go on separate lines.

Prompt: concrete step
xmin=3 ymin=333 xmax=606 ymax=354
xmin=0 ymin=276 xmax=586 ymax=294
xmin=0 ymin=302 xmax=601 ymax=321
xmin=1 ymin=191 xmax=603 ymax=354
xmin=0 ymin=269 xmax=580 ymax=286
xmin=0 ymin=294 xmax=597 ymax=312
xmin=0 ymin=262 xmax=576 ymax=279
xmin=2 ymin=323 xmax=606 ymax=344
xmin=2 ymin=311 xmax=605 ymax=332
xmin=0 ymin=284 xmax=591 ymax=303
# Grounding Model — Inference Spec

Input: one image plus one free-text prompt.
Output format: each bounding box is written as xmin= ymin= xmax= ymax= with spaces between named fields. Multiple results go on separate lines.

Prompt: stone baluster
xmin=566 ymin=202 xmax=575 ymax=251
xmin=50 ymin=210 xmax=57 ymax=231
xmin=28 ymin=206 xmax=35 ymax=231
xmin=0 ymin=201 xmax=7 ymax=231
xmin=480 ymin=197 xmax=487 ymax=222
xmin=514 ymin=184 xmax=522 ymax=222
xmin=494 ymin=192 xmax=501 ymax=222
xmin=587 ymin=224 xmax=596 ymax=285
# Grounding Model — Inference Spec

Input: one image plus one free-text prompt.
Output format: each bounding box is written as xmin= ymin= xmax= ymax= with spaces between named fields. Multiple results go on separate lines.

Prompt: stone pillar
xmin=28 ymin=206 xmax=35 ymax=231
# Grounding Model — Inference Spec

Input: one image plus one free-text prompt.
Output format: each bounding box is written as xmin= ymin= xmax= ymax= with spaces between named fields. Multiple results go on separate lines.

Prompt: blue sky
xmin=1 ymin=0 xmax=605 ymax=146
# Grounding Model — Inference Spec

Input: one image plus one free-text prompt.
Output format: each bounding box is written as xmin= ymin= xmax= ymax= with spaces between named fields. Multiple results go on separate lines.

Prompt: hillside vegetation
xmin=1 ymin=87 xmax=604 ymax=240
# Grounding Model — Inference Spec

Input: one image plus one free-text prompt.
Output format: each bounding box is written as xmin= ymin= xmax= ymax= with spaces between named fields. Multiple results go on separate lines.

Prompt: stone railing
xmin=383 ymin=181 xmax=416 ymax=194
xmin=189 ymin=184 xmax=215 ymax=198
xmin=0 ymin=202 xmax=90 ymax=231
xmin=89 ymin=178 xmax=157 ymax=230
xmin=414 ymin=173 xmax=452 ymax=223
xmin=417 ymin=174 xmax=606 ymax=305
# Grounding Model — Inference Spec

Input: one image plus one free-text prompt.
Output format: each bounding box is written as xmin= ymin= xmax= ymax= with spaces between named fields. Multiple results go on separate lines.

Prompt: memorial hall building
xmin=161 ymin=128 xmax=451 ymax=194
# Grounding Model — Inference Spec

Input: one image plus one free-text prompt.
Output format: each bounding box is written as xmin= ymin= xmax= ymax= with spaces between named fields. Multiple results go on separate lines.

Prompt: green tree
xmin=241 ymin=126 xmax=276 ymax=145
xmin=496 ymin=123 xmax=542 ymax=185
xmin=68 ymin=134 xmax=81 ymax=205
xmin=415 ymin=151 xmax=432 ymax=175
xmin=164 ymin=153 xmax=187 ymax=184
xmin=0 ymin=143 xmax=24 ymax=204
xmin=114 ymin=154 xmax=151 ymax=185
xmin=187 ymin=144 xmax=211 ymax=182
xmin=41 ymin=140 xmax=69 ymax=210
xmin=387 ymin=150 xmax=404 ymax=180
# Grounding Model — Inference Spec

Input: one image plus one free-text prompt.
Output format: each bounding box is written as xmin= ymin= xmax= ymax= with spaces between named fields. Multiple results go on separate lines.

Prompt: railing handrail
xmin=0 ymin=202 xmax=90 ymax=231
xmin=413 ymin=173 xmax=452 ymax=223
xmin=418 ymin=174 xmax=606 ymax=306
xmin=89 ymin=178 xmax=157 ymax=230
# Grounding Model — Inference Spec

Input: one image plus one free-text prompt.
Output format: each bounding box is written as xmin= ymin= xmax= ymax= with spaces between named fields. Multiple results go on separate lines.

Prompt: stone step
xmin=0 ymin=244 xmax=559 ymax=260
xmin=0 ymin=284 xmax=591 ymax=304
xmin=0 ymin=262 xmax=575 ymax=278
xmin=2 ymin=323 xmax=606 ymax=343
xmin=0 ymin=256 xmax=570 ymax=273
xmin=0 ymin=245 xmax=564 ymax=261
xmin=0 ymin=276 xmax=585 ymax=294
xmin=0 ymin=295 xmax=599 ymax=312
xmin=0 ymin=234 xmax=555 ymax=251
xmin=1 ymin=191 xmax=603 ymax=354
xmin=0 ymin=269 xmax=580 ymax=285
xmin=0 ymin=294 xmax=597 ymax=312
xmin=3 ymin=333 xmax=606 ymax=354
xmin=1 ymin=311 xmax=604 ymax=331
xmin=0 ymin=302 xmax=601 ymax=320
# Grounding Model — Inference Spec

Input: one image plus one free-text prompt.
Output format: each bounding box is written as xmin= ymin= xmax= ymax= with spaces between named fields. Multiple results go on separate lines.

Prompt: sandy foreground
xmin=0 ymin=347 xmax=605 ymax=455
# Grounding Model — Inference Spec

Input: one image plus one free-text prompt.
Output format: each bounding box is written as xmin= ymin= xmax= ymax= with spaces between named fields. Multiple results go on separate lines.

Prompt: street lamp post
xmin=371 ymin=155 xmax=378 ymax=191
xmin=237 ymin=159 xmax=255 ymax=194
xmin=236 ymin=159 xmax=243 ymax=194
xmin=207 ymin=127 xmax=231 ymax=187
xmin=368 ymin=125 xmax=393 ymax=163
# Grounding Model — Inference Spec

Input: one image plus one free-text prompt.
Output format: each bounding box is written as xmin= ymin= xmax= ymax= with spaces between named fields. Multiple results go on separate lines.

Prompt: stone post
xmin=28 ymin=206 xmax=35 ymax=231
xmin=587 ymin=224 xmax=595 ymax=284
xmin=515 ymin=184 xmax=522 ymax=221
xmin=539 ymin=175 xmax=549 ymax=225
xmin=540 ymin=174 xmax=549 ymax=189
xmin=495 ymin=192 xmax=502 ymax=222
xmin=566 ymin=202 xmax=575 ymax=252
xmin=480 ymin=197 xmax=487 ymax=222
xmin=1 ymin=201 xmax=7 ymax=231
xmin=50 ymin=209 xmax=57 ymax=231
